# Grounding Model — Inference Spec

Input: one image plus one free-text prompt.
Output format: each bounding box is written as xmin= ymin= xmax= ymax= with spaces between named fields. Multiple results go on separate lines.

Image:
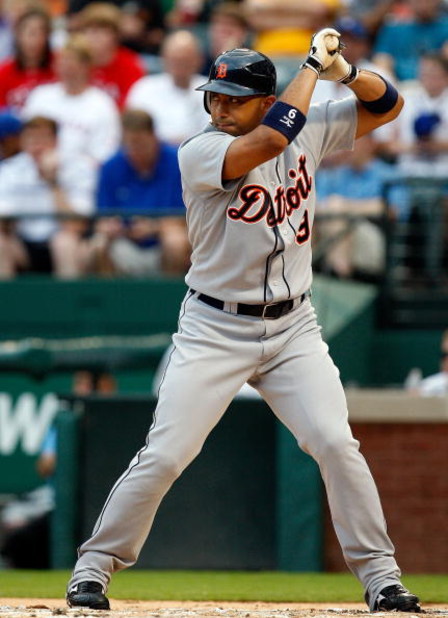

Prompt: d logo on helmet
xmin=216 ymin=63 xmax=228 ymax=79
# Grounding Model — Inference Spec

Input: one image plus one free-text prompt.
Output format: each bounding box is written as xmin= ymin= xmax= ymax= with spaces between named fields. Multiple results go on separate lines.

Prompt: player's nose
xmin=212 ymin=96 xmax=230 ymax=116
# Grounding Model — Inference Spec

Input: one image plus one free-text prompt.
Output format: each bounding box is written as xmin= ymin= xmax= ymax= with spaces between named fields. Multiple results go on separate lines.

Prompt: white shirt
xmin=392 ymin=85 xmax=448 ymax=177
xmin=126 ymin=73 xmax=209 ymax=144
xmin=0 ymin=151 xmax=95 ymax=242
xmin=22 ymin=83 xmax=121 ymax=164
xmin=419 ymin=372 xmax=448 ymax=396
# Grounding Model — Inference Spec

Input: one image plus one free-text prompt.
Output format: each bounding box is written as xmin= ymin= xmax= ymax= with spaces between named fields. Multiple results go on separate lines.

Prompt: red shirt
xmin=0 ymin=56 xmax=56 ymax=112
xmin=90 ymin=46 xmax=145 ymax=109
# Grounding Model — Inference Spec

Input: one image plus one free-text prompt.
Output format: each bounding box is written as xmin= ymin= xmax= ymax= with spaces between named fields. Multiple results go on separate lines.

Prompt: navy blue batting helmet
xmin=196 ymin=48 xmax=277 ymax=113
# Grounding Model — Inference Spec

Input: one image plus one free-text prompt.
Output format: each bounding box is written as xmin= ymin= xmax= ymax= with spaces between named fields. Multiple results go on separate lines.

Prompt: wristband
xmin=359 ymin=75 xmax=399 ymax=114
xmin=340 ymin=64 xmax=359 ymax=85
xmin=261 ymin=101 xmax=306 ymax=143
xmin=301 ymin=55 xmax=322 ymax=76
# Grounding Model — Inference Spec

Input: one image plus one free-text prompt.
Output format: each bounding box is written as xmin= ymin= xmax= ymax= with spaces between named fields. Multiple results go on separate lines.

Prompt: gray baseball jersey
xmin=179 ymin=98 xmax=356 ymax=303
xmin=68 ymin=96 xmax=402 ymax=609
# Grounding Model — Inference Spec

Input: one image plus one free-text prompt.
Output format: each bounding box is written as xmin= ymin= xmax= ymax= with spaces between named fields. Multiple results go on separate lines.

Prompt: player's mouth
xmin=215 ymin=122 xmax=237 ymax=133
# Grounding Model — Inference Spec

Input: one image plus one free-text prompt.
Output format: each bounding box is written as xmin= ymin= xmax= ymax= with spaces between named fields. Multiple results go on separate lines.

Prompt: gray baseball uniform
xmin=68 ymin=97 xmax=401 ymax=608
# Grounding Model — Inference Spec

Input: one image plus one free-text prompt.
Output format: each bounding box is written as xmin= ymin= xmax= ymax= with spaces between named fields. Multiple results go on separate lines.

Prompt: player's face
xmin=209 ymin=93 xmax=275 ymax=136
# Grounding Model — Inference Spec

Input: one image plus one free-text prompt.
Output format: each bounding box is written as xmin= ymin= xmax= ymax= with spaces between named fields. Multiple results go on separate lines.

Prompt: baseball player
xmin=66 ymin=29 xmax=422 ymax=613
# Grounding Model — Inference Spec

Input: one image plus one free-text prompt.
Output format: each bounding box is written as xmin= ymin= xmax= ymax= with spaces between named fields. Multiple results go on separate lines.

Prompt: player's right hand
xmin=308 ymin=28 xmax=342 ymax=72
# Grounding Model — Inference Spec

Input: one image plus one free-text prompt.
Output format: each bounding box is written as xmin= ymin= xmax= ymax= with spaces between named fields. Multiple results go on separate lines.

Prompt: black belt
xmin=191 ymin=289 xmax=309 ymax=319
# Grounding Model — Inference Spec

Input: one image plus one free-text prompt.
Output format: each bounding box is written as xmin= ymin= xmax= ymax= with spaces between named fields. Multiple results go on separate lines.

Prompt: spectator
xmin=375 ymin=53 xmax=448 ymax=284
xmin=244 ymin=0 xmax=341 ymax=58
xmin=86 ymin=109 xmax=189 ymax=277
xmin=313 ymin=16 xmax=395 ymax=104
xmin=22 ymin=33 xmax=121 ymax=166
xmin=126 ymin=29 xmax=208 ymax=144
xmin=0 ymin=111 xmax=22 ymax=160
xmin=377 ymin=53 xmax=448 ymax=178
xmin=339 ymin=0 xmax=397 ymax=39
xmin=0 ymin=115 xmax=95 ymax=278
xmin=418 ymin=329 xmax=448 ymax=395
xmin=201 ymin=2 xmax=251 ymax=75
xmin=166 ymin=0 xmax=209 ymax=27
xmin=0 ymin=6 xmax=56 ymax=113
xmin=67 ymin=0 xmax=166 ymax=56
xmin=196 ymin=0 xmax=246 ymax=23
xmin=373 ymin=0 xmax=448 ymax=83
xmin=75 ymin=2 xmax=146 ymax=108
xmin=315 ymin=134 xmax=396 ymax=280
xmin=117 ymin=0 xmax=166 ymax=55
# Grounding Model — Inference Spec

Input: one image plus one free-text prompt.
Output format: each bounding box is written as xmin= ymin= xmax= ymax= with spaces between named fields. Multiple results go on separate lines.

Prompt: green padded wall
xmin=53 ymin=396 xmax=323 ymax=571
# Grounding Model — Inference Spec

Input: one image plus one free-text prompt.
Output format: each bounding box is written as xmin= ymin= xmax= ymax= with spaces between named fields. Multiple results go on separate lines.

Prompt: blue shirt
xmin=96 ymin=141 xmax=186 ymax=248
xmin=374 ymin=17 xmax=448 ymax=81
xmin=316 ymin=159 xmax=411 ymax=220
xmin=316 ymin=159 xmax=396 ymax=200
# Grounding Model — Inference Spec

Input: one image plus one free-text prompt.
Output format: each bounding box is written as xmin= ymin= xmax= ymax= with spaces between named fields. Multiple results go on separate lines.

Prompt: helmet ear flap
xmin=204 ymin=91 xmax=211 ymax=114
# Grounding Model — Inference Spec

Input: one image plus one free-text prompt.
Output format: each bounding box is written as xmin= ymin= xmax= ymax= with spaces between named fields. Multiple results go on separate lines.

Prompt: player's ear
xmin=262 ymin=95 xmax=277 ymax=112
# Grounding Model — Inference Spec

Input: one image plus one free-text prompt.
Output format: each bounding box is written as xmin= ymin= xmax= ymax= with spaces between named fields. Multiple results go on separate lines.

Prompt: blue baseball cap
xmin=0 ymin=113 xmax=23 ymax=139
xmin=335 ymin=16 xmax=368 ymax=40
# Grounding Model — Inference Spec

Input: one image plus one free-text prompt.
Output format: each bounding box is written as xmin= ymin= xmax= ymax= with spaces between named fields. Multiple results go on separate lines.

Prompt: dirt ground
xmin=1 ymin=600 xmax=447 ymax=618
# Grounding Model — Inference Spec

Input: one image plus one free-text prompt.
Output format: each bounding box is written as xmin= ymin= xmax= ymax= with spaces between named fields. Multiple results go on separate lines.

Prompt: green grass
xmin=0 ymin=571 xmax=447 ymax=604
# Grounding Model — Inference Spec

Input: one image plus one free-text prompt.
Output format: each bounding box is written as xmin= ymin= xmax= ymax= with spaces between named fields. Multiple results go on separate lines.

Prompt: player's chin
xmin=213 ymin=122 xmax=240 ymax=136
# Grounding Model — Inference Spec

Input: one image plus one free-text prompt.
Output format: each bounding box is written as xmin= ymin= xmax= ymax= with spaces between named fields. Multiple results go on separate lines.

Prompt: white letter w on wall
xmin=0 ymin=393 xmax=59 ymax=455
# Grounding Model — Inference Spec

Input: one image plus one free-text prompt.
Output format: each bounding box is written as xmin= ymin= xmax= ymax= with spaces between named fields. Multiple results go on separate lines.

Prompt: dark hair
xmin=22 ymin=115 xmax=58 ymax=135
xmin=15 ymin=8 xmax=53 ymax=71
xmin=121 ymin=109 xmax=155 ymax=132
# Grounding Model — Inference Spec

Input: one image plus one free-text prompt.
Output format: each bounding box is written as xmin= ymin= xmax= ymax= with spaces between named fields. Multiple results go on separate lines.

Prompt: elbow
xmin=391 ymin=92 xmax=404 ymax=120
xmin=262 ymin=129 xmax=289 ymax=156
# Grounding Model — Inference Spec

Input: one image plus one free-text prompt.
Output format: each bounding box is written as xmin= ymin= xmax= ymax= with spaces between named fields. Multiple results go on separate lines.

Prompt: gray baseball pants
xmin=68 ymin=291 xmax=401 ymax=608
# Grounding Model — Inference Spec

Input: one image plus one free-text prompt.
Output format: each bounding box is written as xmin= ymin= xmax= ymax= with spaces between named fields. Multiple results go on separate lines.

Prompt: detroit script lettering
xmin=228 ymin=155 xmax=312 ymax=244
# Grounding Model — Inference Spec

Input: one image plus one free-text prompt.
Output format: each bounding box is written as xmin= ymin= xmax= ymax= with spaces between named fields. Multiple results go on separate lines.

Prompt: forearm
xmin=279 ymin=67 xmax=318 ymax=117
xmin=348 ymin=69 xmax=392 ymax=101
xmin=347 ymin=70 xmax=403 ymax=137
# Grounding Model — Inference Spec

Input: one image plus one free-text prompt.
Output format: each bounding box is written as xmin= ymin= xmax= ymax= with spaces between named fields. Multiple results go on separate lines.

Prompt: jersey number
xmin=295 ymin=209 xmax=310 ymax=245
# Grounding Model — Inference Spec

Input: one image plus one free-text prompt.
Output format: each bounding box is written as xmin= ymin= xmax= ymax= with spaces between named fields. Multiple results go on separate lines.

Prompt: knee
xmin=155 ymin=453 xmax=183 ymax=480
xmin=308 ymin=428 xmax=359 ymax=463
xmin=151 ymin=448 xmax=197 ymax=483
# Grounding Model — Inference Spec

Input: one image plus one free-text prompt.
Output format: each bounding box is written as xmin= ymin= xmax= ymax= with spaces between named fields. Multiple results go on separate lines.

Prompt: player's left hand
xmin=319 ymin=52 xmax=357 ymax=83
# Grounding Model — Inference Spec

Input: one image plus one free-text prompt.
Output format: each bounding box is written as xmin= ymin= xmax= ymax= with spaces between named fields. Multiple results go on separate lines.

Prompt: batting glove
xmin=319 ymin=53 xmax=359 ymax=84
xmin=302 ymin=28 xmax=343 ymax=76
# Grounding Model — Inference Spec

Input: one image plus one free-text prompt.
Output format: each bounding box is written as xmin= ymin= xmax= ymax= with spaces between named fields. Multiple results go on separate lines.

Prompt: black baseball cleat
xmin=66 ymin=581 xmax=110 ymax=610
xmin=366 ymin=584 xmax=422 ymax=612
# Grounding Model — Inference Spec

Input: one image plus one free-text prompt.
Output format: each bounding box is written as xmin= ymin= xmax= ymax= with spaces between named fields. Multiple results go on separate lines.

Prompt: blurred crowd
xmin=0 ymin=0 xmax=446 ymax=281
